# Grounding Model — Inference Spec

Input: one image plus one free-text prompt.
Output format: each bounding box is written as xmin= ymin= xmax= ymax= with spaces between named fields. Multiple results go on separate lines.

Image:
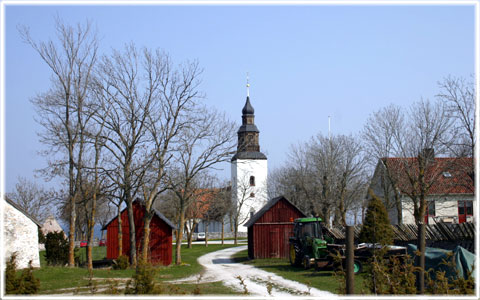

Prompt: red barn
xmin=102 ymin=199 xmax=176 ymax=265
xmin=244 ymin=196 xmax=306 ymax=259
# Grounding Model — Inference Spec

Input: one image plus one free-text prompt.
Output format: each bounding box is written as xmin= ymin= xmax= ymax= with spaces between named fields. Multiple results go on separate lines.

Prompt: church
xmin=195 ymin=81 xmax=269 ymax=236
xmin=231 ymin=82 xmax=268 ymax=232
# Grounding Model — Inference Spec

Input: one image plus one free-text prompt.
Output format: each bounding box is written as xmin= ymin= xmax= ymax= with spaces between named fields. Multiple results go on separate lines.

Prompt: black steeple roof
xmin=242 ymin=97 xmax=255 ymax=115
xmin=232 ymin=94 xmax=267 ymax=161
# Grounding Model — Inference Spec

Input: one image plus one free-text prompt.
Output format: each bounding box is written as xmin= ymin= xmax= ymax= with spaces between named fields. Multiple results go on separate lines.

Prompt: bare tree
xmin=308 ymin=134 xmax=366 ymax=226
xmin=209 ymin=183 xmax=232 ymax=245
xmin=436 ymin=76 xmax=475 ymax=194
xmin=93 ymin=44 xmax=166 ymax=266
xmin=169 ymin=108 xmax=236 ymax=264
xmin=362 ymin=105 xmax=405 ymax=224
xmin=138 ymin=54 xmax=204 ymax=262
xmin=96 ymin=199 xmax=116 ymax=239
xmin=437 ymin=75 xmax=475 ymax=158
xmin=391 ymin=99 xmax=453 ymax=224
xmin=6 ymin=177 xmax=57 ymax=223
xmin=20 ymin=18 xmax=99 ymax=266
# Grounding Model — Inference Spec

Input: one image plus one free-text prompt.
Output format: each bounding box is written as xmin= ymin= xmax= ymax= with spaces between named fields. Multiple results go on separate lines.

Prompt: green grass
xmin=39 ymin=246 xmax=107 ymax=268
xmin=232 ymin=249 xmax=368 ymax=295
xmin=33 ymin=244 xmax=241 ymax=295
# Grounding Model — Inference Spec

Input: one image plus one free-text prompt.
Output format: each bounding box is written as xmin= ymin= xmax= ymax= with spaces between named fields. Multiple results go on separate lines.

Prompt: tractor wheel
xmin=303 ymin=255 xmax=311 ymax=270
xmin=289 ymin=244 xmax=302 ymax=267
xmin=353 ymin=260 xmax=363 ymax=274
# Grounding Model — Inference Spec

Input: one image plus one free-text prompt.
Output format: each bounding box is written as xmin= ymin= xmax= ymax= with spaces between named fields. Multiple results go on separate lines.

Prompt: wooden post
xmin=416 ymin=223 xmax=425 ymax=294
xmin=346 ymin=226 xmax=354 ymax=295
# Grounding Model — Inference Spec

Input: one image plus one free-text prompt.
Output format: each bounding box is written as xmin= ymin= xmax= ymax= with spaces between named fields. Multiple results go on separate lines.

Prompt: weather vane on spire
xmin=246 ymin=72 xmax=250 ymax=97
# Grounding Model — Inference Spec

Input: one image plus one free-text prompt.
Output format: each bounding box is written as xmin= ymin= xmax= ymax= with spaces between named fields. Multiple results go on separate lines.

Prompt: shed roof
xmin=244 ymin=195 xmax=305 ymax=228
xmin=4 ymin=197 xmax=42 ymax=227
xmin=101 ymin=199 xmax=177 ymax=230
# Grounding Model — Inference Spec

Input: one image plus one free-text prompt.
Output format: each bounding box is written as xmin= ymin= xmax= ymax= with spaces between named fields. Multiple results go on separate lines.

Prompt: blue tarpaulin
xmin=407 ymin=244 xmax=475 ymax=279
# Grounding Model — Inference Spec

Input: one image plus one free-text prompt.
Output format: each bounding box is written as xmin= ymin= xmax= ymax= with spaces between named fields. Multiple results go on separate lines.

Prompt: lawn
xmin=232 ymin=249 xmax=368 ymax=295
xmin=32 ymin=244 xmax=242 ymax=295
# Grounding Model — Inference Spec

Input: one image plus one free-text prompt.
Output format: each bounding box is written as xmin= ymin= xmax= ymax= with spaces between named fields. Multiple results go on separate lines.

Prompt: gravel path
xmin=170 ymin=245 xmax=336 ymax=297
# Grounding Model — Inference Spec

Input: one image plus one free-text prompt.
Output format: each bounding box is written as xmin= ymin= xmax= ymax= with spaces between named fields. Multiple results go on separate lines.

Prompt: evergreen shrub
xmin=125 ymin=259 xmax=156 ymax=294
xmin=5 ymin=253 xmax=40 ymax=295
xmin=113 ymin=254 xmax=129 ymax=270
xmin=359 ymin=189 xmax=394 ymax=245
xmin=45 ymin=231 xmax=69 ymax=266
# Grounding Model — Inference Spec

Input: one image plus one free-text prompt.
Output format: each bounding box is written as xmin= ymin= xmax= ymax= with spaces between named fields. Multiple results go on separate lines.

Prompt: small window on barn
xmin=250 ymin=176 xmax=255 ymax=186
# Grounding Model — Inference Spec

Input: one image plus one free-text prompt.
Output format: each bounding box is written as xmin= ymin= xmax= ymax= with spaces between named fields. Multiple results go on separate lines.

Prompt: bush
xmin=359 ymin=189 xmax=393 ymax=245
xmin=125 ymin=259 xmax=156 ymax=294
xmin=5 ymin=253 xmax=19 ymax=294
xmin=38 ymin=229 xmax=46 ymax=244
xmin=45 ymin=231 xmax=69 ymax=266
xmin=5 ymin=253 xmax=40 ymax=295
xmin=113 ymin=255 xmax=129 ymax=270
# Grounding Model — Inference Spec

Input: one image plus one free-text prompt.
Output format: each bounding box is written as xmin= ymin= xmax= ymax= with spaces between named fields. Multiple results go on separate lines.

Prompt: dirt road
xmin=170 ymin=245 xmax=335 ymax=297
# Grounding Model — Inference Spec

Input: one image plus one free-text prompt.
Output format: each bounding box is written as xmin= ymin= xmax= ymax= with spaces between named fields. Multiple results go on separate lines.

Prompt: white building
xmin=42 ymin=215 xmax=66 ymax=238
xmin=369 ymin=156 xmax=474 ymax=225
xmin=3 ymin=197 xmax=41 ymax=268
xmin=231 ymin=89 xmax=268 ymax=232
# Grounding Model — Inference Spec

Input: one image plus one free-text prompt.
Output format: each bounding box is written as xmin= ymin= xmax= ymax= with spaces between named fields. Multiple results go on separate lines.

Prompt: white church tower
xmin=231 ymin=79 xmax=268 ymax=233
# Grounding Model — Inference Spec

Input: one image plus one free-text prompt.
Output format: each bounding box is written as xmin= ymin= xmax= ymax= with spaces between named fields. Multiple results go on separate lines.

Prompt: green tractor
xmin=289 ymin=217 xmax=363 ymax=273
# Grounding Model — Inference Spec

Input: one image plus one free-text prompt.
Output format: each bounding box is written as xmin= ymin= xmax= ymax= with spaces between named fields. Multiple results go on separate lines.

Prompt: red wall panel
xmin=105 ymin=202 xmax=173 ymax=265
xmin=249 ymin=198 xmax=305 ymax=259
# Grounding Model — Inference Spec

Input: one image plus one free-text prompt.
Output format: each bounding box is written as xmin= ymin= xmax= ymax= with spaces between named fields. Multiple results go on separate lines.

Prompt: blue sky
xmin=3 ymin=3 xmax=476 ymax=192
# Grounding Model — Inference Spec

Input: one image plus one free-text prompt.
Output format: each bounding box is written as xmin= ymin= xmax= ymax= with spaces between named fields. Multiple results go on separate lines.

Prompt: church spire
xmin=246 ymin=72 xmax=250 ymax=97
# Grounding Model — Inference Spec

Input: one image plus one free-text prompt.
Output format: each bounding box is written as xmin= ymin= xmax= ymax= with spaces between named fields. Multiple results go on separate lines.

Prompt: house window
xmin=424 ymin=201 xmax=435 ymax=224
xmin=250 ymin=176 xmax=255 ymax=186
xmin=458 ymin=200 xmax=473 ymax=223
xmin=427 ymin=201 xmax=435 ymax=216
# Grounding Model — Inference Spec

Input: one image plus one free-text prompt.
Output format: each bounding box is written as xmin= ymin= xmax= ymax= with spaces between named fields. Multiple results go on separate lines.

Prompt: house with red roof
xmin=369 ymin=153 xmax=474 ymax=225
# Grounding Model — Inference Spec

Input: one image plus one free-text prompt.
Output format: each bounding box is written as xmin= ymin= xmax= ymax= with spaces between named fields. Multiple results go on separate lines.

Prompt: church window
xmin=250 ymin=176 xmax=255 ymax=186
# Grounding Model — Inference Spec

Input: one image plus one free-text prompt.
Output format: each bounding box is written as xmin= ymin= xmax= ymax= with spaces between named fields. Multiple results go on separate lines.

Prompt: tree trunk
xmin=141 ymin=216 xmax=152 ymax=263
xmin=395 ymin=193 xmax=402 ymax=225
xmin=204 ymin=220 xmax=208 ymax=247
xmin=221 ymin=219 xmax=224 ymax=245
xmin=68 ymin=194 xmax=76 ymax=267
xmin=186 ymin=220 xmax=197 ymax=249
xmin=126 ymin=200 xmax=137 ymax=267
xmin=87 ymin=193 xmax=96 ymax=271
xmin=175 ymin=212 xmax=186 ymax=265
xmin=234 ymin=220 xmax=238 ymax=245
xmin=117 ymin=204 xmax=123 ymax=256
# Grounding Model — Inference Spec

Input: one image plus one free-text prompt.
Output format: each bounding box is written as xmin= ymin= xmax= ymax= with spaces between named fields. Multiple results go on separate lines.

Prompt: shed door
xmin=270 ymin=228 xmax=280 ymax=258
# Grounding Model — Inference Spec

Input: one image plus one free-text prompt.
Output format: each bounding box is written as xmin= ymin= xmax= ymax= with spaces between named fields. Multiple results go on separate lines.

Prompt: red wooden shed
xmin=102 ymin=199 xmax=176 ymax=265
xmin=244 ymin=196 xmax=306 ymax=259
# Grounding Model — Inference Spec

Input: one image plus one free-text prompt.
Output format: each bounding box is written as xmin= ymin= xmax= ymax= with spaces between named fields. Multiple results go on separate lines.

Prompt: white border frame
xmin=0 ymin=1 xmax=478 ymax=299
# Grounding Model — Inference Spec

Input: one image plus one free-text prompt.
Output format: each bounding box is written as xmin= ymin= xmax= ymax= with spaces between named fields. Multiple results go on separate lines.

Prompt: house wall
xmin=4 ymin=201 xmax=40 ymax=269
xmin=401 ymin=195 xmax=474 ymax=224
xmin=231 ymin=158 xmax=268 ymax=232
xmin=106 ymin=203 xmax=172 ymax=265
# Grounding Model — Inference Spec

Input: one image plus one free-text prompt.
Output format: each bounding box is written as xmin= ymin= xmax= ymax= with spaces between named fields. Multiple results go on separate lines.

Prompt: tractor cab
xmin=289 ymin=217 xmax=333 ymax=268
